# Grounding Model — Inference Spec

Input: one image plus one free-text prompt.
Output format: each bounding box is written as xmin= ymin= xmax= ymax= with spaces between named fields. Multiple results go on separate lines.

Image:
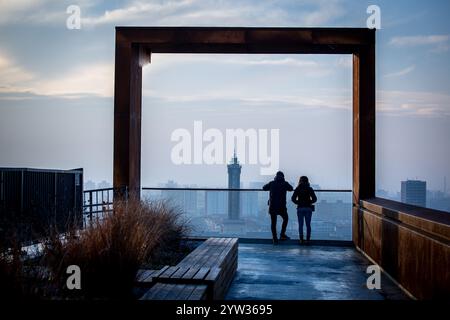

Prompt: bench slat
xmin=188 ymin=285 xmax=208 ymax=300
xmin=163 ymin=284 xmax=186 ymax=300
xmin=151 ymin=265 xmax=170 ymax=278
xmin=170 ymin=266 xmax=190 ymax=279
xmin=140 ymin=237 xmax=238 ymax=300
xmin=193 ymin=267 xmax=211 ymax=280
xmin=175 ymin=285 xmax=198 ymax=300
xmin=181 ymin=266 xmax=201 ymax=279
xmin=205 ymin=267 xmax=221 ymax=282
xmin=141 ymin=283 xmax=166 ymax=299
xmin=158 ymin=266 xmax=181 ymax=279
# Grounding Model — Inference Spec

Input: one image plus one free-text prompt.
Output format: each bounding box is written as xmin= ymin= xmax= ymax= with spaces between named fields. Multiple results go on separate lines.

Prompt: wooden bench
xmin=139 ymin=237 xmax=238 ymax=300
xmin=135 ymin=266 xmax=168 ymax=288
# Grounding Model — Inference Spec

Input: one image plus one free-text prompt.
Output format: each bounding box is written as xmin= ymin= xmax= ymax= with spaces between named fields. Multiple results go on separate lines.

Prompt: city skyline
xmin=1 ymin=1 xmax=450 ymax=199
xmin=83 ymin=170 xmax=450 ymax=213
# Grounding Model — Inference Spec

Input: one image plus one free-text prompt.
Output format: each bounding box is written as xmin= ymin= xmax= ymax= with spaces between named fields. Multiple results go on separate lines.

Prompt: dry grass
xmin=43 ymin=199 xmax=189 ymax=300
xmin=0 ymin=243 xmax=25 ymax=299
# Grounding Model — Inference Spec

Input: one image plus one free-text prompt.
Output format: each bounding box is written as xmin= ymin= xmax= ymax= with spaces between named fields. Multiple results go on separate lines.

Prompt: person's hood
xmin=274 ymin=172 xmax=285 ymax=182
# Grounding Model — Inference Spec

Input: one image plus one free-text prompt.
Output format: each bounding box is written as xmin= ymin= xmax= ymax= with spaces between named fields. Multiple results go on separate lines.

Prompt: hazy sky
xmin=0 ymin=0 xmax=449 ymax=192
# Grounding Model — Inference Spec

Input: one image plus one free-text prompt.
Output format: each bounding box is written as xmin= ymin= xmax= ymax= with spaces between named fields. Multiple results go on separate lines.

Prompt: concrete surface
xmin=226 ymin=243 xmax=409 ymax=300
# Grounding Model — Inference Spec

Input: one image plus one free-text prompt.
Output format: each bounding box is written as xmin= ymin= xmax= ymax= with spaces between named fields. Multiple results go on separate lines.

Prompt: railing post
xmin=89 ymin=190 xmax=93 ymax=223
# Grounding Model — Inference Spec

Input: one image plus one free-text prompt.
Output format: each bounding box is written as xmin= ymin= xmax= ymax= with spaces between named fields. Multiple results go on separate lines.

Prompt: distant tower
xmin=401 ymin=180 xmax=426 ymax=207
xmin=227 ymin=150 xmax=241 ymax=220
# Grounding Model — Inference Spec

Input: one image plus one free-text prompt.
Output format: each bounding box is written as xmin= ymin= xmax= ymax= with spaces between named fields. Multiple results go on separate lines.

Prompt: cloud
xmin=0 ymin=0 xmax=347 ymax=27
xmin=301 ymin=0 xmax=345 ymax=26
xmin=158 ymin=87 xmax=450 ymax=118
xmin=0 ymin=52 xmax=35 ymax=94
xmin=0 ymin=0 xmax=48 ymax=24
xmin=144 ymin=54 xmax=335 ymax=80
xmin=384 ymin=65 xmax=415 ymax=78
xmin=227 ymin=57 xmax=318 ymax=68
xmin=0 ymin=0 xmax=58 ymax=25
xmin=148 ymin=54 xmax=320 ymax=66
xmin=82 ymin=0 xmax=345 ymax=27
xmin=0 ymin=53 xmax=113 ymax=98
xmin=335 ymin=56 xmax=352 ymax=68
xmin=142 ymin=88 xmax=352 ymax=114
xmin=389 ymin=35 xmax=450 ymax=52
xmin=34 ymin=63 xmax=114 ymax=97
xmin=377 ymin=90 xmax=450 ymax=118
xmin=143 ymin=87 xmax=450 ymax=119
xmin=83 ymin=0 xmax=195 ymax=26
xmin=0 ymin=0 xmax=102 ymax=25
xmin=0 ymin=52 xmax=345 ymax=100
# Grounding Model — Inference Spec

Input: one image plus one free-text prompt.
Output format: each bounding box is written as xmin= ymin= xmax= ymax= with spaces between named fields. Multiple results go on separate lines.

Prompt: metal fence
xmin=142 ymin=187 xmax=352 ymax=240
xmin=0 ymin=167 xmax=83 ymax=245
xmin=82 ymin=186 xmax=128 ymax=227
xmin=83 ymin=187 xmax=352 ymax=240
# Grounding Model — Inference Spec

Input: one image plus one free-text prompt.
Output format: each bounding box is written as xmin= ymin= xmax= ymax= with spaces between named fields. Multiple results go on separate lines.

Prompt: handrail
xmin=81 ymin=187 xmax=353 ymax=240
xmin=82 ymin=187 xmax=352 ymax=193
xmin=142 ymin=187 xmax=351 ymax=192
xmin=83 ymin=187 xmax=115 ymax=193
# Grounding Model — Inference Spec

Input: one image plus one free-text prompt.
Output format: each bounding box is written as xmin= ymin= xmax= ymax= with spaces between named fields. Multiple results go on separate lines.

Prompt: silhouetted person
xmin=291 ymin=176 xmax=317 ymax=244
xmin=263 ymin=171 xmax=293 ymax=245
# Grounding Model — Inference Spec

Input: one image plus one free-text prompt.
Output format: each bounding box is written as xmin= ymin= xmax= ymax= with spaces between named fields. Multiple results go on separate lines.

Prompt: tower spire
xmin=228 ymin=143 xmax=241 ymax=220
xmin=231 ymin=144 xmax=238 ymax=164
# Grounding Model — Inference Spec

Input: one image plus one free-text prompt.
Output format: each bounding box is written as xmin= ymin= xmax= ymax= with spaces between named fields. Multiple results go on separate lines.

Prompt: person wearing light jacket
xmin=291 ymin=176 xmax=317 ymax=244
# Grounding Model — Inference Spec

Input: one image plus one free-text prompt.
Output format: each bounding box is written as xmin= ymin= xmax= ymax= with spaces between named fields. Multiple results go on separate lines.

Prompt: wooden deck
xmin=139 ymin=237 xmax=238 ymax=300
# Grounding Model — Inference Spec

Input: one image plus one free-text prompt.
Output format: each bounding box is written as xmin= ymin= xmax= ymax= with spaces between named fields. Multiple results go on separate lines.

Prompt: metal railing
xmin=83 ymin=187 xmax=113 ymax=225
xmin=143 ymin=187 xmax=352 ymax=240
xmin=142 ymin=187 xmax=352 ymax=192
xmin=83 ymin=187 xmax=353 ymax=240
xmin=82 ymin=186 xmax=128 ymax=218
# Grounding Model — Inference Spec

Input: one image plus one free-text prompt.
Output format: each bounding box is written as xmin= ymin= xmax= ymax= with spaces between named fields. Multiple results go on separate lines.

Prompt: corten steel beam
xmin=113 ymin=27 xmax=376 ymax=204
xmin=113 ymin=37 xmax=144 ymax=197
xmin=353 ymin=41 xmax=376 ymax=202
xmin=352 ymin=40 xmax=376 ymax=247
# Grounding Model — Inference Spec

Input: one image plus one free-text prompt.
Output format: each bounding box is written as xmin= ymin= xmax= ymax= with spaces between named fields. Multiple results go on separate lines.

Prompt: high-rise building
xmin=240 ymin=190 xmax=258 ymax=217
xmin=227 ymin=151 xmax=241 ymax=220
xmin=401 ymin=180 xmax=426 ymax=207
xmin=206 ymin=191 xmax=228 ymax=215
xmin=161 ymin=180 xmax=198 ymax=215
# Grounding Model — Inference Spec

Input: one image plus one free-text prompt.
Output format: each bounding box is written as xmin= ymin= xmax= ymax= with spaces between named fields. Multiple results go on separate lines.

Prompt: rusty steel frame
xmin=113 ymin=27 xmax=376 ymax=207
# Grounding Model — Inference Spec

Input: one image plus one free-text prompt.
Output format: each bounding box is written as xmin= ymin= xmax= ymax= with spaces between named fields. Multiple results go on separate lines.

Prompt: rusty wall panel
xmin=361 ymin=208 xmax=382 ymax=263
xmin=352 ymin=42 xmax=376 ymax=205
xmin=352 ymin=206 xmax=360 ymax=247
xmin=357 ymin=202 xmax=450 ymax=300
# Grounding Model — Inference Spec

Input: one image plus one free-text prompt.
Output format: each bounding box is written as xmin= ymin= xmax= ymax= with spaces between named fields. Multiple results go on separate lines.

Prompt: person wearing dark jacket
xmin=263 ymin=171 xmax=294 ymax=244
xmin=291 ymin=176 xmax=317 ymax=244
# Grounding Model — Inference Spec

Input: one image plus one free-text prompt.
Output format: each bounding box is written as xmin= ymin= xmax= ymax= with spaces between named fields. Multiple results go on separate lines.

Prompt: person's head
xmin=275 ymin=171 xmax=285 ymax=181
xmin=298 ymin=176 xmax=309 ymax=186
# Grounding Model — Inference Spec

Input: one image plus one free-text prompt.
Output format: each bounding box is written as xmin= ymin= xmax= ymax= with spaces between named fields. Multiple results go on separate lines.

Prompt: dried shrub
xmin=43 ymin=199 xmax=189 ymax=299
